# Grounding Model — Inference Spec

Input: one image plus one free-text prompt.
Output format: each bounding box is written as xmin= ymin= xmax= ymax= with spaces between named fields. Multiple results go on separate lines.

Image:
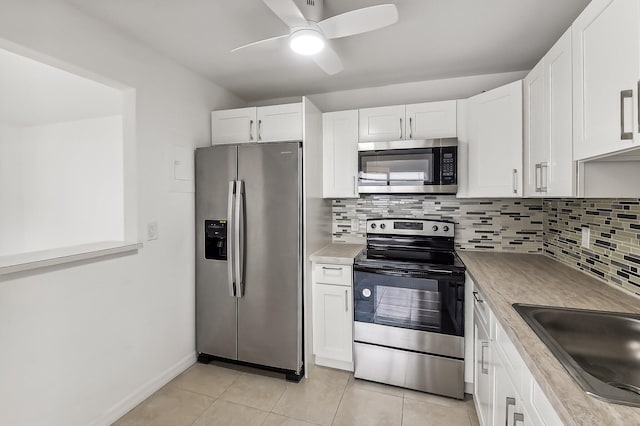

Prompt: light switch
xmin=147 ymin=221 xmax=159 ymax=241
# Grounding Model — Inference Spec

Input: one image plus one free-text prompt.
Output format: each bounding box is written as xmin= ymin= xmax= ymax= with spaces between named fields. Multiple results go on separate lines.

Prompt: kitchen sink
xmin=513 ymin=303 xmax=640 ymax=407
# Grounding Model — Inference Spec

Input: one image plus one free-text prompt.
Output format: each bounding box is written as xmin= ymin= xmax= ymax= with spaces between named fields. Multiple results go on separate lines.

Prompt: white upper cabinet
xmin=405 ymin=101 xmax=457 ymax=139
xmin=323 ymin=110 xmax=359 ymax=198
xmin=465 ymin=80 xmax=523 ymax=198
xmin=524 ymin=29 xmax=574 ymax=197
xmin=573 ymin=0 xmax=640 ymax=160
xmin=211 ymin=103 xmax=302 ymax=145
xmin=358 ymin=105 xmax=406 ymax=142
xmin=524 ymin=61 xmax=547 ymax=197
xmin=359 ymin=101 xmax=457 ymax=142
xmin=256 ymin=103 xmax=303 ymax=142
xmin=211 ymin=107 xmax=257 ymax=145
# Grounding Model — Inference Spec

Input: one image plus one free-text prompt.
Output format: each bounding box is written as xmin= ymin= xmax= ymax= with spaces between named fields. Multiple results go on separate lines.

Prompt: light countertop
xmin=457 ymin=251 xmax=640 ymax=426
xmin=310 ymin=243 xmax=364 ymax=265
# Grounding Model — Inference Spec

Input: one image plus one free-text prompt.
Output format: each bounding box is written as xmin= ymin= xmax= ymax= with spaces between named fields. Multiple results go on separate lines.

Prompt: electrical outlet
xmin=147 ymin=221 xmax=159 ymax=241
xmin=581 ymin=226 xmax=590 ymax=248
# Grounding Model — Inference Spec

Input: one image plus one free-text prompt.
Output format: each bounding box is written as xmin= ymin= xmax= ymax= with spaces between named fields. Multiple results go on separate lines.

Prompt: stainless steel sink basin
xmin=513 ymin=303 xmax=640 ymax=407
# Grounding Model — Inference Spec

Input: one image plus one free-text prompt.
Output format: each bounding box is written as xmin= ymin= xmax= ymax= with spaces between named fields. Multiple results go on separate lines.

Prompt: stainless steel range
xmin=353 ymin=218 xmax=466 ymax=399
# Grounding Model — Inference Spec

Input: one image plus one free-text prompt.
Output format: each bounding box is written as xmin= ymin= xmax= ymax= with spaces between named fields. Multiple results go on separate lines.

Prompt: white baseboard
xmin=465 ymin=381 xmax=473 ymax=394
xmin=93 ymin=352 xmax=196 ymax=426
xmin=315 ymin=356 xmax=354 ymax=372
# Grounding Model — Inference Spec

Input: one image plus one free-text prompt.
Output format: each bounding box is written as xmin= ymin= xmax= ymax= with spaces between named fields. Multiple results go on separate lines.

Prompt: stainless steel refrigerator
xmin=195 ymin=142 xmax=303 ymax=381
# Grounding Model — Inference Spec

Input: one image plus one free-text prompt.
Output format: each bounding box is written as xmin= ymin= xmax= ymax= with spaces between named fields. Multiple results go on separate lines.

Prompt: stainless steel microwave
xmin=357 ymin=138 xmax=458 ymax=194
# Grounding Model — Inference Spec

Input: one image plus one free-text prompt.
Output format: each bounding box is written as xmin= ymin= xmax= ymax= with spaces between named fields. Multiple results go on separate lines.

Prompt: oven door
xmin=357 ymin=139 xmax=457 ymax=194
xmin=354 ymin=266 xmax=464 ymax=338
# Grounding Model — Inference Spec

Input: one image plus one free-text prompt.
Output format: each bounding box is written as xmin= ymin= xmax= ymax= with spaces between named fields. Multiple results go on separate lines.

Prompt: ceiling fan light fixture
xmin=289 ymin=28 xmax=325 ymax=55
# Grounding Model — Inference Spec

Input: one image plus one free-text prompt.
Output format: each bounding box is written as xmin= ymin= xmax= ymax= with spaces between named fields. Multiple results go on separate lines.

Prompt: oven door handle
xmin=354 ymin=265 xmax=457 ymax=277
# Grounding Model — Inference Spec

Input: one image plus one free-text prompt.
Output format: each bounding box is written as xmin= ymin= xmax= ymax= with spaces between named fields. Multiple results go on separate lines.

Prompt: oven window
xmin=375 ymin=285 xmax=441 ymax=331
xmin=359 ymin=148 xmax=435 ymax=186
xmin=354 ymin=270 xmax=464 ymax=336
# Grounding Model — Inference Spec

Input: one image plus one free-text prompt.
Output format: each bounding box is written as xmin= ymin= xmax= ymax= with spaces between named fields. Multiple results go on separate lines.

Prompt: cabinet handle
xmin=540 ymin=162 xmax=548 ymax=192
xmin=409 ymin=117 xmax=413 ymax=139
xmin=258 ymin=119 xmax=262 ymax=141
xmin=513 ymin=412 xmax=524 ymax=425
xmin=345 ymin=289 xmax=349 ymax=312
xmin=621 ymin=90 xmax=633 ymax=140
xmin=481 ymin=341 xmax=489 ymax=374
xmin=512 ymin=169 xmax=518 ymax=194
xmin=353 ymin=175 xmax=357 ymax=196
xmin=473 ymin=291 xmax=484 ymax=304
xmin=534 ymin=163 xmax=541 ymax=192
xmin=322 ymin=266 xmax=342 ymax=271
xmin=249 ymin=120 xmax=254 ymax=140
xmin=399 ymin=117 xmax=403 ymax=139
xmin=505 ymin=397 xmax=516 ymax=426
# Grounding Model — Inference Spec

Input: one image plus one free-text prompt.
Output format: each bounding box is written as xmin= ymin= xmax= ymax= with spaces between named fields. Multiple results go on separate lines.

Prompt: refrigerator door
xmin=236 ymin=142 xmax=302 ymax=372
xmin=195 ymin=145 xmax=238 ymax=360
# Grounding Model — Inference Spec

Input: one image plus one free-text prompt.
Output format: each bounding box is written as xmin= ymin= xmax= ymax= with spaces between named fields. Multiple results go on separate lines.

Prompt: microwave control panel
xmin=440 ymin=147 xmax=457 ymax=185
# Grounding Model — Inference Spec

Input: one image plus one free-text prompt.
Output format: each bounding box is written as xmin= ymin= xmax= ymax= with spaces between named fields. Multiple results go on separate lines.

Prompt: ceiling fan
xmin=232 ymin=0 xmax=399 ymax=75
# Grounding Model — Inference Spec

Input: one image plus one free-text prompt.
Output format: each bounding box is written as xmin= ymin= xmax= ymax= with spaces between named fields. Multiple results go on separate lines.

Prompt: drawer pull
xmin=473 ymin=291 xmax=484 ymax=303
xmin=322 ymin=266 xmax=342 ymax=271
xmin=513 ymin=412 xmax=524 ymax=425
xmin=505 ymin=397 xmax=516 ymax=426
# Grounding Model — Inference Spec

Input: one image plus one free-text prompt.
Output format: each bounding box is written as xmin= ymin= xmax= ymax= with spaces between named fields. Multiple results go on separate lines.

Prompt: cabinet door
xmin=546 ymin=28 xmax=574 ymax=197
xmin=359 ymin=105 xmax=406 ymax=142
xmin=211 ymin=107 xmax=257 ymax=145
xmin=493 ymin=353 xmax=520 ymax=426
xmin=474 ymin=315 xmax=493 ymax=426
xmin=256 ymin=103 xmax=302 ymax=142
xmin=467 ymin=80 xmax=523 ymax=197
xmin=573 ymin=0 xmax=640 ymax=160
xmin=322 ymin=110 xmax=359 ymax=198
xmin=405 ymin=100 xmax=457 ymax=139
xmin=313 ymin=283 xmax=353 ymax=364
xmin=524 ymin=61 xmax=547 ymax=197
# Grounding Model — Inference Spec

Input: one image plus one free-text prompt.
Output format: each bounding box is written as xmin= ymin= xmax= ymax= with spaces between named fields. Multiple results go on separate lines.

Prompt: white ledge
xmin=0 ymin=241 xmax=143 ymax=276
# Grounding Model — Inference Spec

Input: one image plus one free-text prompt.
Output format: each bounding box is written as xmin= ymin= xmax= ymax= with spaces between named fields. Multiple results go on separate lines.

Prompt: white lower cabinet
xmin=312 ymin=262 xmax=354 ymax=371
xmin=472 ymin=282 xmax=563 ymax=426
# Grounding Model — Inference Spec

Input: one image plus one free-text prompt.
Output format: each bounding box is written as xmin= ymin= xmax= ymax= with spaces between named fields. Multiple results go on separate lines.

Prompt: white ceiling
xmin=66 ymin=0 xmax=591 ymax=102
xmin=0 ymin=48 xmax=122 ymax=127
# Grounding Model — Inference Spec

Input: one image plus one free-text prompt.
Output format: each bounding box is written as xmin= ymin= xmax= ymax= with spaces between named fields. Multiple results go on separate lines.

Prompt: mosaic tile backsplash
xmin=332 ymin=195 xmax=544 ymax=253
xmin=543 ymin=199 xmax=640 ymax=295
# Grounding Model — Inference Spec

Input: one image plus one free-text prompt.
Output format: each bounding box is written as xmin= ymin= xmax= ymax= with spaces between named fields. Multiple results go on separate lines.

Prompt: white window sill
xmin=0 ymin=241 xmax=143 ymax=276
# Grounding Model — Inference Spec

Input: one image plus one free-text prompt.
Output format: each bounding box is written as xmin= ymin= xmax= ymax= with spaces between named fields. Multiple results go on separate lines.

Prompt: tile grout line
xmin=329 ymin=379 xmax=350 ymax=426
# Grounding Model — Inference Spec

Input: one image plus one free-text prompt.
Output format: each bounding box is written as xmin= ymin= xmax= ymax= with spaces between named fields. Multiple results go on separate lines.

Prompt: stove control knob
xmin=380 ymin=223 xmax=386 ymax=229
xmin=443 ymin=225 xmax=450 ymax=232
xmin=432 ymin=225 xmax=439 ymax=232
xmin=362 ymin=288 xmax=372 ymax=298
xmin=371 ymin=223 xmax=376 ymax=229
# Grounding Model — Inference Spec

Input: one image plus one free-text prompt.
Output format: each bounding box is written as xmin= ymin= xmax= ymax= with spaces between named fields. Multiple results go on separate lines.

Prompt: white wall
xmin=251 ymin=71 xmax=528 ymax=112
xmin=0 ymin=1 xmax=245 ymax=425
xmin=20 ymin=116 xmax=124 ymax=252
xmin=0 ymin=123 xmax=25 ymax=255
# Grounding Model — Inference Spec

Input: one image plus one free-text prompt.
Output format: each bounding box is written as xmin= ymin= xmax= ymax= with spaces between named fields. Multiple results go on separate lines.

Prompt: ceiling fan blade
xmin=263 ymin=0 xmax=309 ymax=29
xmin=318 ymin=4 xmax=398 ymax=40
xmin=231 ymin=34 xmax=289 ymax=53
xmin=311 ymin=43 xmax=343 ymax=75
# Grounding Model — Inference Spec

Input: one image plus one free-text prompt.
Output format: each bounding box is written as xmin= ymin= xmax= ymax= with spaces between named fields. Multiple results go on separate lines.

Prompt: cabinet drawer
xmin=313 ymin=263 xmax=352 ymax=286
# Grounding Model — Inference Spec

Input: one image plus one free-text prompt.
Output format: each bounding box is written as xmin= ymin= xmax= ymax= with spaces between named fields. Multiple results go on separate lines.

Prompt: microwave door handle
xmin=227 ymin=181 xmax=236 ymax=297
xmin=399 ymin=117 xmax=403 ymax=139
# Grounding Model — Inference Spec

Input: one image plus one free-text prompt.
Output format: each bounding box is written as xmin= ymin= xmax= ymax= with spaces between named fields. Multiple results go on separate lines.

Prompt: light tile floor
xmin=114 ymin=362 xmax=480 ymax=426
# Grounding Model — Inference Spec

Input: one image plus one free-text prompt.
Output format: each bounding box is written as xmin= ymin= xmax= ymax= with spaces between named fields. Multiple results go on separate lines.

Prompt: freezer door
xmin=195 ymin=145 xmax=238 ymax=360
xmin=237 ymin=142 xmax=302 ymax=372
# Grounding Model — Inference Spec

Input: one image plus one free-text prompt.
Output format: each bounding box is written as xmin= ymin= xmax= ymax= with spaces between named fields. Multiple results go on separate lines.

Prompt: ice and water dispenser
xmin=204 ymin=220 xmax=227 ymax=260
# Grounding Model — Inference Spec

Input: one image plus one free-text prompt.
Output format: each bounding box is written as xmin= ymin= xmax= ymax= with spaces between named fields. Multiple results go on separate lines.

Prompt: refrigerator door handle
xmin=235 ymin=180 xmax=245 ymax=297
xmin=227 ymin=181 xmax=236 ymax=297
